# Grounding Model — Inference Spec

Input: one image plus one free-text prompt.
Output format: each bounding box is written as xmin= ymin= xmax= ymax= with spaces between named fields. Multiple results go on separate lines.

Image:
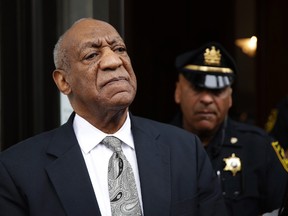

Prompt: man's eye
xmin=85 ymin=53 xmax=97 ymax=60
xmin=115 ymin=47 xmax=126 ymax=53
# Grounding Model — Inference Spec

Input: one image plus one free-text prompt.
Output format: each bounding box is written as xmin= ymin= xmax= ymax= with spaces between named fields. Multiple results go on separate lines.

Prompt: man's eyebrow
xmin=78 ymin=41 xmax=102 ymax=52
xmin=78 ymin=37 xmax=123 ymax=50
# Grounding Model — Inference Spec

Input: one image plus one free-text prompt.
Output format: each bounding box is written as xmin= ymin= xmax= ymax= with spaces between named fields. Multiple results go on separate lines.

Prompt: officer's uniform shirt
xmin=171 ymin=113 xmax=288 ymax=216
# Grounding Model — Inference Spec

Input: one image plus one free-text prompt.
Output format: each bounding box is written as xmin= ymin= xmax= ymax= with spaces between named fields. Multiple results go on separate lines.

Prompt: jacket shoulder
xmin=230 ymin=119 xmax=271 ymax=138
xmin=132 ymin=115 xmax=194 ymax=135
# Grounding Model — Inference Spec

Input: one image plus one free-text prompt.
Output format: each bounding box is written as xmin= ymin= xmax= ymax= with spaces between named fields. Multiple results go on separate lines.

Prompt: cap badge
xmin=204 ymin=46 xmax=221 ymax=66
xmin=223 ymin=153 xmax=241 ymax=176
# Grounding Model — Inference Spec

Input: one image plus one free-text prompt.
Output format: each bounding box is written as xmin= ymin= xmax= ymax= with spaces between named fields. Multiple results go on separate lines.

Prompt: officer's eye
xmin=212 ymin=89 xmax=225 ymax=95
xmin=192 ymin=85 xmax=204 ymax=92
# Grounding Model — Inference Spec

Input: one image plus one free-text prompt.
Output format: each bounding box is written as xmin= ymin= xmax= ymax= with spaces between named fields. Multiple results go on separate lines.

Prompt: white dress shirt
xmin=73 ymin=113 xmax=143 ymax=216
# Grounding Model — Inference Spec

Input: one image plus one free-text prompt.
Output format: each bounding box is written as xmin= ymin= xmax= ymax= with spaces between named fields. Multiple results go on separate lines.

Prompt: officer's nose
xmin=199 ymin=91 xmax=214 ymax=105
xmin=99 ymin=48 xmax=122 ymax=70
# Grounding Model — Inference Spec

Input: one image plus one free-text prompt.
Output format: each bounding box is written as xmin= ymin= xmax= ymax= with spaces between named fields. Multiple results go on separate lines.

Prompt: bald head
xmin=53 ymin=18 xmax=122 ymax=70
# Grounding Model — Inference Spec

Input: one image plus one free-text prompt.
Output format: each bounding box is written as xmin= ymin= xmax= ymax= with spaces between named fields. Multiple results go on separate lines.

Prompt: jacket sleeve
xmin=0 ymin=160 xmax=28 ymax=216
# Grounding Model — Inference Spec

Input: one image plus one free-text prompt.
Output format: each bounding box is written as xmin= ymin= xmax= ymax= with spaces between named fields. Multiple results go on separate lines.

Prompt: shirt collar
xmin=73 ymin=113 xmax=134 ymax=154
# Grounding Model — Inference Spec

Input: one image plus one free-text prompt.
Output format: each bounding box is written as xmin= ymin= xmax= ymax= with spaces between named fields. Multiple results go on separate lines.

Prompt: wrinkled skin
xmin=53 ymin=18 xmax=137 ymax=133
xmin=174 ymin=74 xmax=232 ymax=145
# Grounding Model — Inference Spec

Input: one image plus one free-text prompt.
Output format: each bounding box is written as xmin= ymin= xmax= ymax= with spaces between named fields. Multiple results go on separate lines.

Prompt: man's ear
xmin=52 ymin=69 xmax=71 ymax=95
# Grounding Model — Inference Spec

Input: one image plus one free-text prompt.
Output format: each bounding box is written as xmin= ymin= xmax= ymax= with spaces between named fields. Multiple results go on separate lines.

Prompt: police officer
xmin=170 ymin=42 xmax=288 ymax=216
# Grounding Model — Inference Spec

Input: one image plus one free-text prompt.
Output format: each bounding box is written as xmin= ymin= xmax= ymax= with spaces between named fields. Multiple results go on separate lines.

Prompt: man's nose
xmin=99 ymin=48 xmax=122 ymax=70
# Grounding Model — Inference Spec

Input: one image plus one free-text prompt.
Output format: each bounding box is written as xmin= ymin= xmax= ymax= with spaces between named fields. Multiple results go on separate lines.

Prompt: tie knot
xmin=102 ymin=136 xmax=122 ymax=152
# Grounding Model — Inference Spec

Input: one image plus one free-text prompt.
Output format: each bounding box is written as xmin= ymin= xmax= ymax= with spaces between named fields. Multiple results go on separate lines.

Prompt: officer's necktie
xmin=102 ymin=136 xmax=142 ymax=216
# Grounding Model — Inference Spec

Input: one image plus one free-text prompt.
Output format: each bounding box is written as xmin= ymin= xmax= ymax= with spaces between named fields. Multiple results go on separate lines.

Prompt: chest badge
xmin=223 ymin=153 xmax=242 ymax=176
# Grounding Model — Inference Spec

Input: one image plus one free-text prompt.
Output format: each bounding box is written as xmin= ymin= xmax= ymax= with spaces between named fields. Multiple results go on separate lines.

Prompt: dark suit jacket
xmin=0 ymin=113 xmax=227 ymax=216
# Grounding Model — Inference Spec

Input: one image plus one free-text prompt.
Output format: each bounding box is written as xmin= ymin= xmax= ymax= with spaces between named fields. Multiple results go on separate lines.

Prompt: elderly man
xmin=0 ymin=19 xmax=228 ymax=216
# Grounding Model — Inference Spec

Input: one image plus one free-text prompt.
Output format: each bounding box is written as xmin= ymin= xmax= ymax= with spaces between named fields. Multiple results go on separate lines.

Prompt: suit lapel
xmin=44 ymin=113 xmax=172 ymax=216
xmin=131 ymin=115 xmax=171 ymax=216
xmin=45 ymin=116 xmax=101 ymax=216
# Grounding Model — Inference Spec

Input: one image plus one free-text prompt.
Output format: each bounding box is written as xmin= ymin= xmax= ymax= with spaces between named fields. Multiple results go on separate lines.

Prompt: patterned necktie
xmin=102 ymin=136 xmax=142 ymax=216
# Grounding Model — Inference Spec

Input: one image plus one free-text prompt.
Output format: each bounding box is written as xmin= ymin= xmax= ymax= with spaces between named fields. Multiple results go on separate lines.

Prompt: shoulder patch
xmin=272 ymin=141 xmax=288 ymax=172
xmin=265 ymin=108 xmax=278 ymax=133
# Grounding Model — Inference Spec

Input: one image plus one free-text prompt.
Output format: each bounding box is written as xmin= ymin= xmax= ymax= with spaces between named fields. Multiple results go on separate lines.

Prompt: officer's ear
xmin=175 ymin=74 xmax=186 ymax=104
xmin=229 ymin=87 xmax=233 ymax=108
xmin=174 ymin=79 xmax=181 ymax=104
xmin=52 ymin=69 xmax=71 ymax=95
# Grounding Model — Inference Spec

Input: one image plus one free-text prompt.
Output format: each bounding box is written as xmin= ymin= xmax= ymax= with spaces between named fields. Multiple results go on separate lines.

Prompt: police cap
xmin=175 ymin=42 xmax=237 ymax=89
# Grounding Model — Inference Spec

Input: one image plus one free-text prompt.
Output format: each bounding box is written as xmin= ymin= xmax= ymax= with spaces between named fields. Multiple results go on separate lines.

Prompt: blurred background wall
xmin=1 ymin=0 xmax=287 ymax=150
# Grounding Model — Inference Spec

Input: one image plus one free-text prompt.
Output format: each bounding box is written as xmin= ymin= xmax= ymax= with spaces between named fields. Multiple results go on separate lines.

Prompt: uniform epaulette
xmin=235 ymin=121 xmax=269 ymax=137
xmin=272 ymin=141 xmax=288 ymax=172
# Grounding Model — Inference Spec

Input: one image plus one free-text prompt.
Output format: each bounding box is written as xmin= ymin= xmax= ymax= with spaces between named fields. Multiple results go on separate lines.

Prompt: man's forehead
xmin=76 ymin=36 xmax=124 ymax=52
xmin=63 ymin=20 xmax=123 ymax=48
